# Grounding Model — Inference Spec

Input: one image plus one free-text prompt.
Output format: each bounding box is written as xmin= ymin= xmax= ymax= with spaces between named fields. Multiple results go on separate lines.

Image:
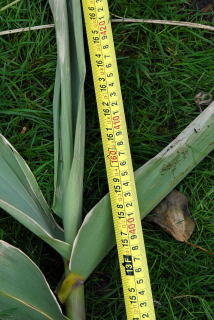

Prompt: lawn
xmin=0 ymin=0 xmax=213 ymax=319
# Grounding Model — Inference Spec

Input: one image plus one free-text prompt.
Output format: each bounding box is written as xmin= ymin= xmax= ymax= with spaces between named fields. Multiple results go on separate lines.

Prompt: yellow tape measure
xmin=82 ymin=1 xmax=156 ymax=319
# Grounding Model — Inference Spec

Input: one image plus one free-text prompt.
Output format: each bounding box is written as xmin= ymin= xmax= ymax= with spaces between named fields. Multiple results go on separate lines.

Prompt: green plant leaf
xmin=0 ymin=241 xmax=68 ymax=320
xmin=0 ymin=134 xmax=71 ymax=259
xmin=69 ymin=103 xmax=214 ymax=279
xmin=49 ymin=0 xmax=86 ymax=244
xmin=62 ymin=98 xmax=85 ymax=244
xmin=49 ymin=0 xmax=74 ymax=208
xmin=62 ymin=0 xmax=86 ymax=244
xmin=52 ymin=62 xmax=62 ymax=217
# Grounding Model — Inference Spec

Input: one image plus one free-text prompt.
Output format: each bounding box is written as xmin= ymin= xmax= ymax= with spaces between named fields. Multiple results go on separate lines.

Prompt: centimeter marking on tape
xmin=82 ymin=1 xmax=156 ymax=319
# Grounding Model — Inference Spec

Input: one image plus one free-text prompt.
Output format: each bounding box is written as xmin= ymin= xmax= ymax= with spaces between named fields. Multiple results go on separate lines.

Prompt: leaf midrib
xmin=0 ymin=290 xmax=55 ymax=320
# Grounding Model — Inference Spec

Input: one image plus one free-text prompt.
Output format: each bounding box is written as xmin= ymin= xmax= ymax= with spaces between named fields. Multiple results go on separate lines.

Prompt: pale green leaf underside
xmin=0 ymin=241 xmax=68 ymax=320
xmin=52 ymin=63 xmax=62 ymax=216
xmin=0 ymin=135 xmax=71 ymax=259
xmin=61 ymin=0 xmax=86 ymax=245
xmin=49 ymin=0 xmax=74 ymax=215
xmin=0 ymin=134 xmax=54 ymax=230
xmin=50 ymin=0 xmax=85 ymax=221
xmin=62 ymin=96 xmax=85 ymax=244
xmin=69 ymin=103 xmax=214 ymax=279
xmin=49 ymin=0 xmax=86 ymax=245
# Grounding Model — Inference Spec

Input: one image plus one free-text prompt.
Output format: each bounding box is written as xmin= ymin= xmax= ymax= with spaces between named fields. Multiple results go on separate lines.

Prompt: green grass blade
xmin=0 ymin=134 xmax=71 ymax=259
xmin=69 ymin=103 xmax=214 ymax=279
xmin=0 ymin=241 xmax=69 ymax=320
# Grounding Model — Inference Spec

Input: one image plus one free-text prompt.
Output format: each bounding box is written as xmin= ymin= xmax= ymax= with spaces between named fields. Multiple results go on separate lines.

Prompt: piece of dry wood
xmin=0 ymin=0 xmax=20 ymax=12
xmin=0 ymin=24 xmax=55 ymax=36
xmin=111 ymin=14 xmax=214 ymax=32
xmin=0 ymin=17 xmax=214 ymax=37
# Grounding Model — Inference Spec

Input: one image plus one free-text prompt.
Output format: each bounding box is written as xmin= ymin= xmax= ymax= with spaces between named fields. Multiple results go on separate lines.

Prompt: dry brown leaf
xmin=146 ymin=190 xmax=195 ymax=242
xmin=201 ymin=3 xmax=213 ymax=12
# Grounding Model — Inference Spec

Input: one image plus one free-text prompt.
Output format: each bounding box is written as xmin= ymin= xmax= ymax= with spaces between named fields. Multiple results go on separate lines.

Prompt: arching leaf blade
xmin=69 ymin=103 xmax=214 ymax=279
xmin=49 ymin=0 xmax=86 ymax=243
xmin=0 ymin=135 xmax=71 ymax=258
xmin=0 ymin=241 xmax=69 ymax=320
xmin=49 ymin=0 xmax=74 ymax=216
xmin=0 ymin=201 xmax=71 ymax=259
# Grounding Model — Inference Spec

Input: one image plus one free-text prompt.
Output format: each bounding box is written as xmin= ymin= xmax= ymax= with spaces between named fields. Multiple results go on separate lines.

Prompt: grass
xmin=0 ymin=0 xmax=214 ymax=319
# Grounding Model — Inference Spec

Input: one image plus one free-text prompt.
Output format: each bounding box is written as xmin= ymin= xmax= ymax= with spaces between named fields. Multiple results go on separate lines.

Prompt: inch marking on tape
xmin=82 ymin=1 xmax=156 ymax=319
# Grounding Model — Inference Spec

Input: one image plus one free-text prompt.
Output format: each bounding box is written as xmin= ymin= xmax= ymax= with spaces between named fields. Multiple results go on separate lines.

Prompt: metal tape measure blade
xmin=82 ymin=0 xmax=156 ymax=319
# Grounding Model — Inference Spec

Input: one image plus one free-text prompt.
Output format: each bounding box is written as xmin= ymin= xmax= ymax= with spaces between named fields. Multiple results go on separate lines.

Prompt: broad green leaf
xmin=0 ymin=135 xmax=71 ymax=259
xmin=63 ymin=98 xmax=85 ymax=244
xmin=0 ymin=308 xmax=17 ymax=319
xmin=61 ymin=0 xmax=86 ymax=244
xmin=69 ymin=103 xmax=214 ymax=279
xmin=0 ymin=241 xmax=68 ymax=320
xmin=49 ymin=0 xmax=74 ymax=204
xmin=49 ymin=0 xmax=86 ymax=244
